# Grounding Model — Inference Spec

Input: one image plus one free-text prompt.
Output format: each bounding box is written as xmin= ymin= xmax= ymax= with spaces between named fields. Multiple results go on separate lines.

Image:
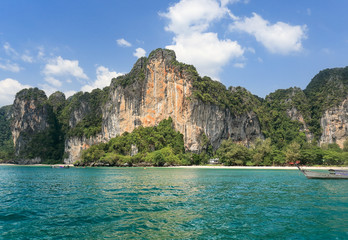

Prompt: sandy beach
xmin=1 ymin=163 xmax=348 ymax=170
xmin=0 ymin=163 xmax=74 ymax=167
xmin=170 ymin=165 xmax=348 ymax=170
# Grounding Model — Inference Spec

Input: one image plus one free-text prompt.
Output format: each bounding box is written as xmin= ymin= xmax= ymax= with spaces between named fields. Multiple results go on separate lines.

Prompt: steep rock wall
xmin=286 ymin=107 xmax=313 ymax=141
xmin=64 ymin=134 xmax=105 ymax=164
xmin=320 ymin=97 xmax=348 ymax=147
xmin=102 ymin=49 xmax=263 ymax=154
xmin=11 ymin=89 xmax=50 ymax=163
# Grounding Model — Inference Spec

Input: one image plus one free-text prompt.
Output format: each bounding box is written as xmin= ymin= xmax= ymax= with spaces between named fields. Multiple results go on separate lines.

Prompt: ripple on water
xmin=1 ymin=167 xmax=348 ymax=239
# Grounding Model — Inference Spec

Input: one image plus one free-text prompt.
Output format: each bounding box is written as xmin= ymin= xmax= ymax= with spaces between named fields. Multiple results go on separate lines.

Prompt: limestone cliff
xmin=0 ymin=105 xmax=14 ymax=162
xmin=283 ymin=88 xmax=313 ymax=141
xmin=320 ymin=97 xmax=348 ymax=147
xmin=19 ymin=49 xmax=348 ymax=165
xmin=61 ymin=89 xmax=108 ymax=164
xmin=64 ymin=134 xmax=104 ymax=164
xmin=11 ymin=88 xmax=51 ymax=163
xmin=101 ymin=48 xmax=263 ymax=155
xmin=286 ymin=107 xmax=313 ymax=141
xmin=65 ymin=49 xmax=264 ymax=164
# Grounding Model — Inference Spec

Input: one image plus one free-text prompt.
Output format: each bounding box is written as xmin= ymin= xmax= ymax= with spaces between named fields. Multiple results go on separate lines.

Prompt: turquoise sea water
xmin=0 ymin=166 xmax=348 ymax=239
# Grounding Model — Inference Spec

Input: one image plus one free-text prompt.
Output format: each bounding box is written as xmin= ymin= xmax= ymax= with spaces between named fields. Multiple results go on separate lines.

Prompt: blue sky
xmin=0 ymin=0 xmax=347 ymax=106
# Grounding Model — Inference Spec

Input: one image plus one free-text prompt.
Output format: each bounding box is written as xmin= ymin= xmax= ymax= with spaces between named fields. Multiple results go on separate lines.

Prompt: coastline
xmin=0 ymin=163 xmax=74 ymax=167
xmin=170 ymin=165 xmax=348 ymax=170
xmin=1 ymin=163 xmax=348 ymax=170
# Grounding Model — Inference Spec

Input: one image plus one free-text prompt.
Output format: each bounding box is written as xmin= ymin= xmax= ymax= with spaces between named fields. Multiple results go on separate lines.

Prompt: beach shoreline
xmin=170 ymin=165 xmax=348 ymax=170
xmin=1 ymin=163 xmax=348 ymax=170
xmin=0 ymin=163 xmax=74 ymax=167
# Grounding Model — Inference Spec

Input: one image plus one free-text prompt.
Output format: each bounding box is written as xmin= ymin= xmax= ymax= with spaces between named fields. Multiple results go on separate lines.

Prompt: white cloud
xmin=38 ymin=83 xmax=58 ymax=97
xmin=246 ymin=47 xmax=255 ymax=53
xmin=116 ymin=38 xmax=132 ymax=47
xmin=81 ymin=66 xmax=123 ymax=92
xmin=3 ymin=42 xmax=18 ymax=57
xmin=162 ymin=0 xmax=244 ymax=79
xmin=21 ymin=54 xmax=33 ymax=63
xmin=3 ymin=42 xmax=37 ymax=63
xmin=233 ymin=62 xmax=245 ymax=68
xmin=64 ymin=90 xmax=77 ymax=98
xmin=21 ymin=51 xmax=34 ymax=63
xmin=44 ymin=76 xmax=62 ymax=87
xmin=37 ymin=46 xmax=45 ymax=60
xmin=0 ymin=61 xmax=21 ymax=72
xmin=161 ymin=0 xmax=230 ymax=35
xmin=166 ymin=32 xmax=243 ymax=78
xmin=0 ymin=78 xmax=31 ymax=106
xmin=43 ymin=56 xmax=88 ymax=79
xmin=133 ymin=48 xmax=146 ymax=58
xmin=230 ymin=13 xmax=307 ymax=55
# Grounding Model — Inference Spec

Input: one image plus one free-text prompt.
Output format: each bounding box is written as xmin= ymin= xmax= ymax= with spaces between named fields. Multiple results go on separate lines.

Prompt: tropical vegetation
xmin=1 ymin=50 xmax=348 ymax=166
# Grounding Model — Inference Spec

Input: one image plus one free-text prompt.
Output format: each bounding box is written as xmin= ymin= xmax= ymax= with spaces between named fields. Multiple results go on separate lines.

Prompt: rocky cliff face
xmin=64 ymin=134 xmax=104 ymax=164
xmin=7 ymin=50 xmax=348 ymax=164
xmin=62 ymin=89 xmax=108 ymax=164
xmin=11 ymin=88 xmax=50 ymax=163
xmin=62 ymin=48 xmax=262 ymax=164
xmin=101 ymin=49 xmax=263 ymax=155
xmin=320 ymin=97 xmax=348 ymax=147
xmin=286 ymin=107 xmax=313 ymax=141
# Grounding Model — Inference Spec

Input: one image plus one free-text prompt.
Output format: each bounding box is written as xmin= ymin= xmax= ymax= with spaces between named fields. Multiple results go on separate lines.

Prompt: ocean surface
xmin=0 ymin=166 xmax=348 ymax=239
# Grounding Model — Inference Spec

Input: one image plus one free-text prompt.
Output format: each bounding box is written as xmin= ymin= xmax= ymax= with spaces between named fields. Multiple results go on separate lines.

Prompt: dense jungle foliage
xmin=216 ymin=138 xmax=348 ymax=166
xmin=304 ymin=66 xmax=348 ymax=139
xmin=78 ymin=118 xmax=348 ymax=167
xmin=192 ymin=76 xmax=261 ymax=115
xmin=59 ymin=88 xmax=109 ymax=139
xmin=256 ymin=88 xmax=309 ymax=149
xmin=0 ymin=105 xmax=14 ymax=162
xmin=75 ymin=118 xmax=197 ymax=166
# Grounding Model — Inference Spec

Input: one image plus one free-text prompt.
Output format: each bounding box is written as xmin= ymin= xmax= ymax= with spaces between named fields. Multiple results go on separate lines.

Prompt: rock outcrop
xmin=8 ymin=49 xmax=265 ymax=164
xmin=8 ymin=51 xmax=348 ymax=164
xmin=102 ymin=49 xmax=263 ymax=155
xmin=320 ymin=97 xmax=348 ymax=147
xmin=286 ymin=106 xmax=313 ymax=141
xmin=61 ymin=89 xmax=108 ymax=164
xmin=11 ymin=88 xmax=50 ymax=163
xmin=64 ymin=134 xmax=105 ymax=164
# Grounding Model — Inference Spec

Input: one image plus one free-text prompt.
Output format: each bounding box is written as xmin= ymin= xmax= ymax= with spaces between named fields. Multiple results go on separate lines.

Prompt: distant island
xmin=1 ymin=48 xmax=348 ymax=167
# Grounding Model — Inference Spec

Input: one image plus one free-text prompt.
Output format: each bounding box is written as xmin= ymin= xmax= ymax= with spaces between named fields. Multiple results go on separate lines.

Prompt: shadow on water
xmin=0 ymin=166 xmax=348 ymax=239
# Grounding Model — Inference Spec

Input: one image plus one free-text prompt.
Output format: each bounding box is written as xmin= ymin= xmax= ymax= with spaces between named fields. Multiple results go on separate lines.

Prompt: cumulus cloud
xmin=116 ymin=38 xmax=132 ymax=47
xmin=166 ymin=32 xmax=243 ymax=78
xmin=64 ymin=90 xmax=77 ymax=98
xmin=38 ymin=83 xmax=58 ymax=97
xmin=230 ymin=13 xmax=307 ymax=54
xmin=162 ymin=0 xmax=231 ymax=35
xmin=0 ymin=61 xmax=21 ymax=72
xmin=133 ymin=48 xmax=146 ymax=58
xmin=81 ymin=66 xmax=123 ymax=92
xmin=161 ymin=0 xmax=244 ymax=79
xmin=44 ymin=76 xmax=62 ymax=87
xmin=43 ymin=56 xmax=88 ymax=79
xmin=0 ymin=78 xmax=31 ymax=106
